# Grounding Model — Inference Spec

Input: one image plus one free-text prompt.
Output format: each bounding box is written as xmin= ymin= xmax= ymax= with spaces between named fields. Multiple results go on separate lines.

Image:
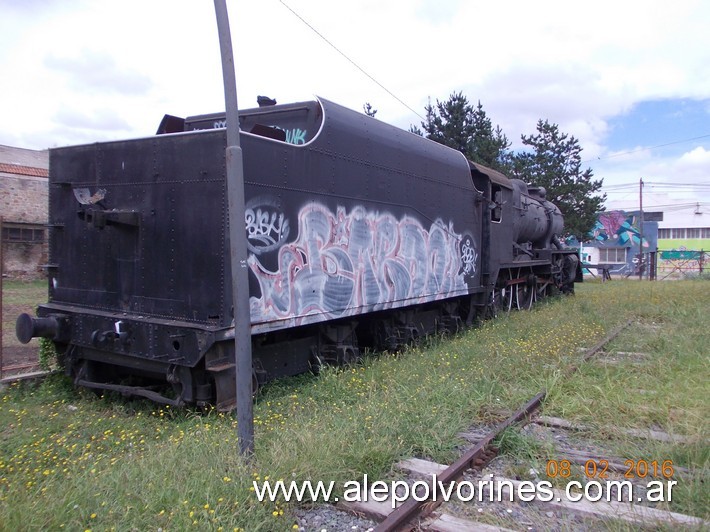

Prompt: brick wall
xmin=0 ymin=174 xmax=49 ymax=279
xmin=1 ymin=146 xmax=49 ymax=280
xmin=0 ymin=173 xmax=48 ymax=225
xmin=2 ymin=242 xmax=47 ymax=280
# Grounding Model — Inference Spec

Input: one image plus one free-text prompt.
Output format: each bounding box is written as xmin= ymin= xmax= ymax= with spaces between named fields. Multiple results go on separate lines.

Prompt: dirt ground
xmin=1 ymin=345 xmax=39 ymax=375
xmin=2 ymin=298 xmax=42 ymax=377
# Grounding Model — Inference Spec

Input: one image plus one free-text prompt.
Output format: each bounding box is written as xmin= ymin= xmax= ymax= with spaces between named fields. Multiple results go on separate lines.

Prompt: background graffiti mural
xmin=591 ymin=210 xmax=649 ymax=248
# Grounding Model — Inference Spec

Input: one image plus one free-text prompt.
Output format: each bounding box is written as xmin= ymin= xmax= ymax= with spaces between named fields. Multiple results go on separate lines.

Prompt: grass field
xmin=0 ymin=280 xmax=708 ymax=530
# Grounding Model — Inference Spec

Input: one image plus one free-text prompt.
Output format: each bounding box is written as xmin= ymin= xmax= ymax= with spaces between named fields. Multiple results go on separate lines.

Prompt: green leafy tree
xmin=511 ymin=120 xmax=605 ymax=240
xmin=411 ymin=93 xmax=510 ymax=171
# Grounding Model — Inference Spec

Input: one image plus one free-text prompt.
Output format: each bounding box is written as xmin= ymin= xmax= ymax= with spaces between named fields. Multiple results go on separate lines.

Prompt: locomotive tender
xmin=17 ymin=97 xmax=581 ymax=409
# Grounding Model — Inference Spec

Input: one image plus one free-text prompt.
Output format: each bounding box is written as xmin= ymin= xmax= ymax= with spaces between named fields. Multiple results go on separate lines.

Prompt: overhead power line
xmin=603 ymin=181 xmax=710 ymax=191
xmin=583 ymin=134 xmax=710 ymax=164
xmin=278 ymin=0 xmax=425 ymax=120
xmin=608 ymin=201 xmax=710 ymax=212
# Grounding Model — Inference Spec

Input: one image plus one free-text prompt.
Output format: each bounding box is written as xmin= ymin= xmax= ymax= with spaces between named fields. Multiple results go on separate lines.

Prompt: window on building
xmin=660 ymin=227 xmax=710 ymax=240
xmin=599 ymin=247 xmax=627 ymax=264
xmin=1 ymin=224 xmax=46 ymax=243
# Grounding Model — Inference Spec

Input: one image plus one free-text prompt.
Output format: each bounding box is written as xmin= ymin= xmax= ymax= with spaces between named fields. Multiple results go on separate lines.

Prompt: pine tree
xmin=411 ymin=93 xmax=510 ymax=171
xmin=469 ymin=101 xmax=511 ymax=172
xmin=511 ymin=120 xmax=605 ymax=240
xmin=421 ymin=92 xmax=473 ymax=154
xmin=410 ymin=93 xmax=604 ymax=238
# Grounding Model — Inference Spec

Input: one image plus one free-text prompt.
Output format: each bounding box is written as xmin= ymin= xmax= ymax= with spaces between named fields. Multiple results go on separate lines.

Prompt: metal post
xmin=213 ymin=0 xmax=254 ymax=456
xmin=638 ymin=178 xmax=644 ymax=280
xmin=0 ymin=217 xmax=4 ymax=379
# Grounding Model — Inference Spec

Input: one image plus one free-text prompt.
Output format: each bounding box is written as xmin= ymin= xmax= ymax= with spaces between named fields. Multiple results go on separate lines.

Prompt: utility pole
xmin=0 ymin=218 xmax=4 ymax=380
xmin=638 ymin=178 xmax=644 ymax=281
xmin=213 ymin=0 xmax=254 ymax=456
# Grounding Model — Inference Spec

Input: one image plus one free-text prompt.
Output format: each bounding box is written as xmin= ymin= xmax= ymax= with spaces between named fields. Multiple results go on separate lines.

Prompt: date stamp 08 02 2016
xmin=546 ymin=459 xmax=675 ymax=480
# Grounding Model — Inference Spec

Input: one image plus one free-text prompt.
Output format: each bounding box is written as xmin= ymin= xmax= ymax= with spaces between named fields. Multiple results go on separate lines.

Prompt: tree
xmin=411 ymin=92 xmax=510 ymax=171
xmin=411 ymin=93 xmax=603 ymax=238
xmin=510 ymin=120 xmax=605 ymax=240
xmin=419 ymin=92 xmax=472 ymax=154
xmin=363 ymin=103 xmax=377 ymax=118
xmin=468 ymin=101 xmax=511 ymax=172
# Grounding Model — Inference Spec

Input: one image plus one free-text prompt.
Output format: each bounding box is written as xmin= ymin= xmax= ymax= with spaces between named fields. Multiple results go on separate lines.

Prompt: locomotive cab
xmin=469 ymin=163 xmax=580 ymax=312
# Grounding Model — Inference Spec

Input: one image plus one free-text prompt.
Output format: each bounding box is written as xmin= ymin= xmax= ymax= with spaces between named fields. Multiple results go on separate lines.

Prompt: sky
xmin=1 ymin=0 xmax=709 ymax=214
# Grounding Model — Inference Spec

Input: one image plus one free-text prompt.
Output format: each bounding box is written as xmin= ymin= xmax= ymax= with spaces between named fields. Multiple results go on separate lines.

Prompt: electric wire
xmin=280 ymin=0 xmax=708 ymax=218
xmin=582 ymin=134 xmax=710 ymax=164
xmin=278 ymin=0 xmax=425 ymax=121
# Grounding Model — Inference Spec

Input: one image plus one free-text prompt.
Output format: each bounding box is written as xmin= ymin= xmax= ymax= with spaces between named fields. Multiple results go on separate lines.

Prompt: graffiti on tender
xmin=591 ymin=210 xmax=649 ymax=247
xmin=212 ymin=120 xmax=308 ymax=145
xmin=460 ymin=234 xmax=477 ymax=275
xmin=247 ymin=203 xmax=474 ymax=323
xmin=284 ymin=128 xmax=307 ymax=145
xmin=244 ymin=198 xmax=290 ymax=254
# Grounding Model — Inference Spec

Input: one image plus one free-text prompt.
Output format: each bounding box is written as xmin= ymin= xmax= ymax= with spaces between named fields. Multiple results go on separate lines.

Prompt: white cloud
xmin=677 ymin=146 xmax=710 ymax=166
xmin=601 ymin=143 xmax=710 ymax=210
xmin=52 ymin=106 xmax=132 ymax=132
xmin=0 ymin=0 xmax=708 ymax=205
xmin=44 ymin=51 xmax=153 ymax=95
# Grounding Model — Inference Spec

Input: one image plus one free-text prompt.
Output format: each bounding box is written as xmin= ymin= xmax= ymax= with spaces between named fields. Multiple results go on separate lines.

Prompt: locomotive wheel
xmin=340 ymin=346 xmax=362 ymax=365
xmin=489 ymin=287 xmax=513 ymax=318
xmin=516 ymin=282 xmax=535 ymax=310
xmin=501 ymin=286 xmax=514 ymax=313
xmin=251 ymin=370 xmax=260 ymax=397
xmin=486 ymin=290 xmax=501 ymax=319
xmin=309 ymin=353 xmax=323 ymax=375
xmin=537 ymin=281 xmax=552 ymax=301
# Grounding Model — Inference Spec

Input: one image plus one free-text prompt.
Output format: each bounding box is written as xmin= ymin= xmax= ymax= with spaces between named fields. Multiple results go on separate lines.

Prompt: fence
xmin=657 ymin=250 xmax=707 ymax=280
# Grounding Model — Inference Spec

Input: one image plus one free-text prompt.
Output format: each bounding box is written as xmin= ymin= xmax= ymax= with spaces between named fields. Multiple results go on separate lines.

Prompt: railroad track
xmin=297 ymin=319 xmax=708 ymax=531
xmin=0 ymin=367 xmax=49 ymax=386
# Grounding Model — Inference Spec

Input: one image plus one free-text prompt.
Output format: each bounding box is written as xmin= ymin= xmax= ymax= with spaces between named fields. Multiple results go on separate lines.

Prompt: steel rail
xmin=374 ymin=318 xmax=634 ymax=531
xmin=375 ymin=391 xmax=546 ymax=531
xmin=568 ymin=318 xmax=634 ymax=375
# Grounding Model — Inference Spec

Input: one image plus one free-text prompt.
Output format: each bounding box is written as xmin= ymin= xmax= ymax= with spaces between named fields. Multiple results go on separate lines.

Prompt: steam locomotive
xmin=17 ymin=97 xmax=581 ymax=409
